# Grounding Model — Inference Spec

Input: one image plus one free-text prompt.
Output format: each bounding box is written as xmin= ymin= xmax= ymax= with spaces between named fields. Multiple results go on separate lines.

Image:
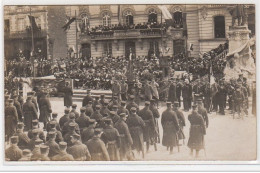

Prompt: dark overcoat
xmin=5 ymin=105 xmax=18 ymax=137
xmin=64 ymin=86 xmax=73 ymax=107
xmin=22 ymin=100 xmax=38 ymax=130
xmin=39 ymin=96 xmax=52 ymax=123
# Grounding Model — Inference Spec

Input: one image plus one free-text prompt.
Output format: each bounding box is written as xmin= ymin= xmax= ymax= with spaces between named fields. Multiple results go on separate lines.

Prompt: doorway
xmin=81 ymin=43 xmax=91 ymax=60
xmin=125 ymin=41 xmax=136 ymax=60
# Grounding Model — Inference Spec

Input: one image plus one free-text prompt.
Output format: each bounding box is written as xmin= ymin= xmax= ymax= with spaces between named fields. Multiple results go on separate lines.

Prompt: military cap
xmin=10 ymin=136 xmax=19 ymax=144
xmin=80 ymin=107 xmax=86 ymax=111
xmin=109 ymin=111 xmax=116 ymax=115
xmin=94 ymin=128 xmax=103 ymax=135
xmin=88 ymin=100 xmax=93 ymax=104
xmin=69 ymin=122 xmax=76 ymax=128
xmin=166 ymin=102 xmax=172 ymax=105
xmin=96 ymin=104 xmax=101 ymax=109
xmin=42 ymin=90 xmax=48 ymax=95
xmin=104 ymin=118 xmax=112 ymax=123
xmin=88 ymin=119 xmax=96 ymax=124
xmin=104 ymin=100 xmax=109 ymax=105
xmin=35 ymin=139 xmax=43 ymax=145
xmin=52 ymin=112 xmax=58 ymax=117
xmin=49 ymin=121 xmax=56 ymax=125
xmin=40 ymin=145 xmax=49 ymax=153
xmin=59 ymin=141 xmax=67 ymax=147
xmin=71 ymin=133 xmax=81 ymax=139
xmin=130 ymin=107 xmax=137 ymax=112
xmin=121 ymin=101 xmax=126 ymax=105
xmin=17 ymin=122 xmax=24 ymax=129
xmin=64 ymin=108 xmax=70 ymax=113
xmin=119 ymin=113 xmax=127 ymax=118
xmin=129 ymin=95 xmax=135 ymax=99
xmin=192 ymin=104 xmax=197 ymax=108
xmin=69 ymin=113 xmax=75 ymax=119
xmin=145 ymin=101 xmax=150 ymax=105
xmin=32 ymin=119 xmax=39 ymax=125
xmin=22 ymin=149 xmax=31 ymax=155
xmin=112 ymin=105 xmax=118 ymax=108
xmin=72 ymin=104 xmax=77 ymax=108
xmin=48 ymin=131 xmax=56 ymax=138
xmin=26 ymin=96 xmax=32 ymax=100
xmin=8 ymin=99 xmax=14 ymax=103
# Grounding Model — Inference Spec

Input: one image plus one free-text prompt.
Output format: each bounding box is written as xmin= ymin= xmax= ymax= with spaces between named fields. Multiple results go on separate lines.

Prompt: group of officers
xmin=5 ymin=83 xmax=210 ymax=161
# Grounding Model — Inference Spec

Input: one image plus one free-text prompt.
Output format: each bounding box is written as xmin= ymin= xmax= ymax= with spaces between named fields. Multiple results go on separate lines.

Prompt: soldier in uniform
xmin=216 ymin=80 xmax=227 ymax=115
xmin=39 ymin=91 xmax=52 ymax=130
xmin=28 ymin=119 xmax=46 ymax=142
xmin=51 ymin=142 xmax=74 ymax=161
xmin=5 ymin=99 xmax=18 ymax=141
xmin=117 ymin=101 xmax=130 ymax=116
xmin=30 ymin=139 xmax=44 ymax=161
xmin=28 ymin=91 xmax=38 ymax=112
xmin=126 ymin=95 xmax=139 ymax=113
xmin=5 ymin=136 xmax=22 ymax=161
xmin=63 ymin=82 xmax=73 ymax=108
xmin=81 ymin=119 xmax=96 ymax=144
xmin=101 ymin=118 xmax=120 ymax=161
xmin=23 ymin=96 xmax=38 ymax=131
xmin=161 ymin=102 xmax=180 ymax=154
xmin=82 ymin=89 xmax=93 ymax=107
xmin=100 ymin=100 xmax=110 ymax=117
xmin=120 ymin=79 xmax=128 ymax=101
xmin=168 ymin=78 xmax=177 ymax=103
xmin=86 ymin=128 xmax=110 ymax=161
xmin=67 ymin=133 xmax=91 ymax=161
xmin=93 ymin=96 xmax=100 ymax=111
xmin=90 ymin=104 xmax=103 ymax=125
xmin=39 ymin=145 xmax=50 ymax=161
xmin=71 ymin=104 xmax=80 ymax=119
xmin=173 ymin=102 xmax=185 ymax=145
xmin=149 ymin=99 xmax=160 ymax=146
xmin=197 ymin=99 xmax=209 ymax=128
xmin=233 ymin=82 xmax=245 ymax=119
xmin=108 ymin=96 xmax=119 ymax=110
xmin=45 ymin=131 xmax=60 ymax=159
xmin=108 ymin=111 xmax=120 ymax=125
xmin=63 ymin=123 xmax=78 ymax=146
xmin=111 ymin=80 xmax=121 ymax=99
xmin=176 ymin=78 xmax=183 ymax=107
xmin=76 ymin=107 xmax=90 ymax=132
xmin=62 ymin=113 xmax=80 ymax=136
xmin=187 ymin=104 xmax=206 ymax=158
xmin=46 ymin=121 xmax=63 ymax=144
xmin=126 ymin=107 xmax=145 ymax=158
xmin=19 ymin=149 xmax=32 ymax=161
xmin=14 ymin=122 xmax=30 ymax=150
xmin=28 ymin=129 xmax=40 ymax=151
xmin=46 ymin=113 xmax=61 ymax=132
xmin=85 ymin=101 xmax=94 ymax=117
xmin=114 ymin=113 xmax=133 ymax=161
xmin=13 ymin=94 xmax=23 ymax=122
xmin=59 ymin=108 xmax=71 ymax=130
xmin=182 ymin=79 xmax=192 ymax=111
xmin=138 ymin=101 xmax=156 ymax=153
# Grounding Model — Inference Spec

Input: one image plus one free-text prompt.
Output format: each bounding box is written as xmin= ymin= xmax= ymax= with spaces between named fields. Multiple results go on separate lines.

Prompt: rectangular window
xmin=214 ymin=16 xmax=225 ymax=38
xmin=4 ymin=19 xmax=10 ymax=33
xmin=103 ymin=42 xmax=112 ymax=56
xmin=17 ymin=18 xmax=25 ymax=31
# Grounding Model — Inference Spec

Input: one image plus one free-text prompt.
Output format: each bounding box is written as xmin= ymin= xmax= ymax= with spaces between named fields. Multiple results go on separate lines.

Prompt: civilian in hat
xmin=62 ymin=113 xmax=80 ymax=136
xmin=63 ymin=82 xmax=73 ymax=108
xmin=86 ymin=128 xmax=110 ymax=161
xmin=52 ymin=142 xmax=74 ymax=161
xmin=59 ymin=108 xmax=70 ymax=130
xmin=19 ymin=149 xmax=32 ymax=161
xmin=100 ymin=100 xmax=110 ymax=117
xmin=82 ymin=89 xmax=93 ymax=107
xmin=39 ymin=145 xmax=50 ymax=161
xmin=22 ymin=96 xmax=38 ymax=131
xmin=39 ymin=91 xmax=52 ymax=130
xmin=5 ymin=99 xmax=18 ymax=141
xmin=173 ymin=101 xmax=185 ymax=145
xmin=126 ymin=95 xmax=139 ymax=113
xmin=5 ymin=136 xmax=22 ymax=161
xmin=114 ymin=113 xmax=133 ymax=161
xmin=28 ymin=119 xmax=46 ymax=143
xmin=117 ymin=101 xmax=129 ymax=116
xmin=13 ymin=94 xmax=23 ymax=122
xmin=30 ymin=139 xmax=44 ymax=161
xmin=126 ymin=107 xmax=145 ymax=158
xmin=101 ymin=118 xmax=120 ymax=161
xmin=197 ymin=99 xmax=209 ymax=128
xmin=46 ymin=113 xmax=61 ymax=132
xmin=71 ymin=104 xmax=79 ymax=119
xmin=161 ymin=102 xmax=180 ymax=154
xmin=76 ymin=107 xmax=90 ymax=132
xmin=67 ymin=134 xmax=91 ymax=161
xmin=187 ymin=104 xmax=206 ymax=158
xmin=138 ymin=101 xmax=156 ymax=153
xmin=81 ymin=119 xmax=96 ymax=144
xmin=14 ymin=122 xmax=30 ymax=150
xmin=45 ymin=131 xmax=60 ymax=158
xmin=90 ymin=104 xmax=103 ymax=124
xmin=85 ymin=101 xmax=94 ymax=117
xmin=149 ymin=99 xmax=160 ymax=145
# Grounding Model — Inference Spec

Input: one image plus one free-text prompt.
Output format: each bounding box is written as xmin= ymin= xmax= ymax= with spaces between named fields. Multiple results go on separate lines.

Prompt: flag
xmin=158 ymin=5 xmax=174 ymax=27
xmin=28 ymin=15 xmax=38 ymax=31
xmin=62 ymin=17 xmax=76 ymax=31
xmin=77 ymin=22 xmax=81 ymax=32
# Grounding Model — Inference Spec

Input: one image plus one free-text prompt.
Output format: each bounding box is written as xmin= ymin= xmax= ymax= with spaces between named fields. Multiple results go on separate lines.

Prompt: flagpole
xmin=161 ymin=9 xmax=163 ymax=55
xmin=75 ymin=10 xmax=78 ymax=59
xmin=30 ymin=7 xmax=35 ymax=78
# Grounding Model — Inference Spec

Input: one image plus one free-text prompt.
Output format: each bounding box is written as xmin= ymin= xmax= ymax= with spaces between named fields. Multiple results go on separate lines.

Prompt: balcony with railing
xmin=5 ymin=29 xmax=47 ymax=39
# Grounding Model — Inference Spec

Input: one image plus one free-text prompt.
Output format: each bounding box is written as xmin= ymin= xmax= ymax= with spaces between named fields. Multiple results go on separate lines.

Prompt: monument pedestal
xmin=224 ymin=26 xmax=255 ymax=82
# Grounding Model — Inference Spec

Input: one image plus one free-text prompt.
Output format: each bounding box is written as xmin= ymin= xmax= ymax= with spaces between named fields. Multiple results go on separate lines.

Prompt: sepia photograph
xmin=3 ymin=2 xmax=257 ymax=164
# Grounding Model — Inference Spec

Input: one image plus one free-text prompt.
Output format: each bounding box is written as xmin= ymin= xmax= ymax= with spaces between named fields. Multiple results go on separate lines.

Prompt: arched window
xmin=148 ymin=8 xmax=157 ymax=24
xmin=124 ymin=10 xmax=134 ymax=26
xmin=102 ymin=12 xmax=111 ymax=27
xmin=214 ymin=16 xmax=225 ymax=38
xmin=172 ymin=11 xmax=183 ymax=28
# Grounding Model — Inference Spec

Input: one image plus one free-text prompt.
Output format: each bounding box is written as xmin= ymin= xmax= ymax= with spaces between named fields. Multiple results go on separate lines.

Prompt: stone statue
xmin=228 ymin=5 xmax=247 ymax=26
